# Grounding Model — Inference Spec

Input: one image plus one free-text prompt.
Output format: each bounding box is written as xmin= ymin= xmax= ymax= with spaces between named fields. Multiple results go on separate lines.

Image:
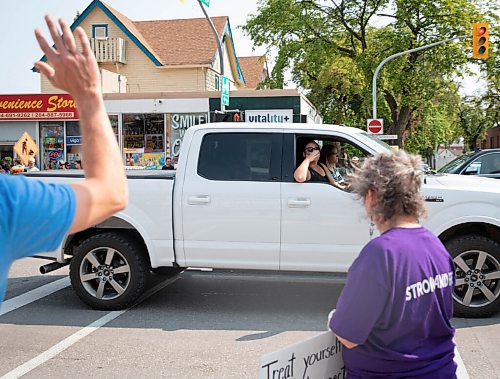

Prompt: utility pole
xmin=197 ymin=0 xmax=225 ymax=112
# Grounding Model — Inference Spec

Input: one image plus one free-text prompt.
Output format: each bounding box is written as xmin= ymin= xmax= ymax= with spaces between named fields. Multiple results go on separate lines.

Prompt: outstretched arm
xmin=34 ymin=16 xmax=127 ymax=234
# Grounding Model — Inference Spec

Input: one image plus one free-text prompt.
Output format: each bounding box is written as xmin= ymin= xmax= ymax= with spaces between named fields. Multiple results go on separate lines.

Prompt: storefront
xmin=1 ymin=90 xmax=321 ymax=170
xmin=0 ymin=93 xmax=209 ymax=169
xmin=208 ymin=89 xmax=323 ymax=124
xmin=0 ymin=94 xmax=77 ymax=169
xmin=104 ymin=94 xmax=209 ymax=168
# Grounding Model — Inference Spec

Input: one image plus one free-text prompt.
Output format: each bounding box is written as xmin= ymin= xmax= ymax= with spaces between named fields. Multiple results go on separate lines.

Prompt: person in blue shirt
xmin=0 ymin=16 xmax=128 ymax=304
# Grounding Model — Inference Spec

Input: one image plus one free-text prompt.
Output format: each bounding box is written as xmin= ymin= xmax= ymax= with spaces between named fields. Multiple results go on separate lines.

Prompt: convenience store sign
xmin=0 ymin=94 xmax=79 ymax=120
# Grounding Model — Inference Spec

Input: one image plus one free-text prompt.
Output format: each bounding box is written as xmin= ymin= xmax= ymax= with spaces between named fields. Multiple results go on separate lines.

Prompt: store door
xmin=0 ymin=143 xmax=14 ymax=160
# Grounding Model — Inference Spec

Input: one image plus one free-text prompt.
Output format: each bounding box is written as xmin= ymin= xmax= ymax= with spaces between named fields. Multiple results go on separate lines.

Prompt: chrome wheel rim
xmin=453 ymin=249 xmax=500 ymax=308
xmin=79 ymin=247 xmax=131 ymax=300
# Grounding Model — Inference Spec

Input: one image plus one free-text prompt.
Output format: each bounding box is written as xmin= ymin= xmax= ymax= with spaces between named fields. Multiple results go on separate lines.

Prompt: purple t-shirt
xmin=330 ymin=227 xmax=456 ymax=378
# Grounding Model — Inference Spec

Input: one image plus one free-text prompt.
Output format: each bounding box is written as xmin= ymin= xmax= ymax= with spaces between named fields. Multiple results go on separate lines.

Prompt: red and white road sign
xmin=367 ymin=118 xmax=383 ymax=134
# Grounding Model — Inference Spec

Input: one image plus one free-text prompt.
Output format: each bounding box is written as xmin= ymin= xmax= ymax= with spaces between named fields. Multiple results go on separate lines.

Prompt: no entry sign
xmin=367 ymin=118 xmax=383 ymax=134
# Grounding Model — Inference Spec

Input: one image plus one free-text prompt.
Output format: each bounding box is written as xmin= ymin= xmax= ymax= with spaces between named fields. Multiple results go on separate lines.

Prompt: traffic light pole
xmin=197 ymin=0 xmax=225 ymax=112
xmin=372 ymin=35 xmax=467 ymax=120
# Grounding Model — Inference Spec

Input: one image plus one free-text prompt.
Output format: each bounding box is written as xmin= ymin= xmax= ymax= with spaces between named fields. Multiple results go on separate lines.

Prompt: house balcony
xmin=90 ymin=37 xmax=127 ymax=64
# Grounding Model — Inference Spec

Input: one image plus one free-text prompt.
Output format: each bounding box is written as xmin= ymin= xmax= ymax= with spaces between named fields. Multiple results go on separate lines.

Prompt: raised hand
xmin=305 ymin=150 xmax=320 ymax=163
xmin=34 ymin=16 xmax=101 ymax=102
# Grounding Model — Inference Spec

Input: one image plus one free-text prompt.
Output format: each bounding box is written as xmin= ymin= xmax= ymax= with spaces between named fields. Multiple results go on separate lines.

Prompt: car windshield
xmin=438 ymin=152 xmax=475 ymax=173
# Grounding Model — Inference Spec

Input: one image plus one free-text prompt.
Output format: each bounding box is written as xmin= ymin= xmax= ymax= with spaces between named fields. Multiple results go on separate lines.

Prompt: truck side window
xmin=198 ymin=133 xmax=280 ymax=182
xmin=293 ymin=135 xmax=369 ymax=187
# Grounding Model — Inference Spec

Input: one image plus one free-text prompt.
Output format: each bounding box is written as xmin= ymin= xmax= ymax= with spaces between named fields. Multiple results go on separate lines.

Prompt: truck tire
xmin=446 ymin=235 xmax=500 ymax=318
xmin=69 ymin=232 xmax=149 ymax=311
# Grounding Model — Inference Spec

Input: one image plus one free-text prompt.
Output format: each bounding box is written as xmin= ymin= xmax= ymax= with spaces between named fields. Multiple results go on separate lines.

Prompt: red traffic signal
xmin=212 ymin=111 xmax=244 ymax=122
xmin=472 ymin=22 xmax=489 ymax=60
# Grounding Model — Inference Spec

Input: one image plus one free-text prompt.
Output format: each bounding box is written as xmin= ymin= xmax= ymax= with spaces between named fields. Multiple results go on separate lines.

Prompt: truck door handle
xmin=188 ymin=195 xmax=211 ymax=205
xmin=287 ymin=198 xmax=311 ymax=207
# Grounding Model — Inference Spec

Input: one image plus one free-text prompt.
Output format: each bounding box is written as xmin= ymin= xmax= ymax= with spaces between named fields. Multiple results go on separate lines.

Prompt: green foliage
xmin=244 ymin=0 xmax=495 ymax=150
xmin=458 ymin=95 xmax=497 ymax=150
xmin=405 ymin=84 xmax=462 ymax=155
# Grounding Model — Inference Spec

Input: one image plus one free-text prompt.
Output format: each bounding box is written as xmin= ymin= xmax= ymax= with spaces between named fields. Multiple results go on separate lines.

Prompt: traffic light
xmin=472 ymin=22 xmax=489 ymax=60
xmin=211 ymin=111 xmax=244 ymax=122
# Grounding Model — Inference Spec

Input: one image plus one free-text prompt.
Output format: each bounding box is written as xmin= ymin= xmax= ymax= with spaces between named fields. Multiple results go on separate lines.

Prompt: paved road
xmin=0 ymin=258 xmax=499 ymax=378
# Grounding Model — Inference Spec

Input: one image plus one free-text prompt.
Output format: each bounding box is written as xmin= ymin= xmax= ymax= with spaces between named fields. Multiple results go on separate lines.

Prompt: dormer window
xmin=92 ymin=24 xmax=108 ymax=40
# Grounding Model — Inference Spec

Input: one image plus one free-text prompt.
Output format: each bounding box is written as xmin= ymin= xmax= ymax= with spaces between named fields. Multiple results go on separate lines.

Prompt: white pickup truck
xmin=30 ymin=123 xmax=500 ymax=318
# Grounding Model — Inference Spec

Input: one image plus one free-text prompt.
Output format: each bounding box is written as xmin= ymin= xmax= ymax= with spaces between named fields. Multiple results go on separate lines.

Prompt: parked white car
xmin=29 ymin=123 xmax=500 ymax=317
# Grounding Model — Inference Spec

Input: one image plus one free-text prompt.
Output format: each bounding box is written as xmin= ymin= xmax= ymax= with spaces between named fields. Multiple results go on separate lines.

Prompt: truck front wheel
xmin=446 ymin=235 xmax=500 ymax=318
xmin=69 ymin=232 xmax=149 ymax=311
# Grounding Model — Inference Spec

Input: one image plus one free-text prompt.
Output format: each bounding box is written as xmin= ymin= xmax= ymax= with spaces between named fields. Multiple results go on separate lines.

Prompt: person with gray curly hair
xmin=327 ymin=151 xmax=456 ymax=377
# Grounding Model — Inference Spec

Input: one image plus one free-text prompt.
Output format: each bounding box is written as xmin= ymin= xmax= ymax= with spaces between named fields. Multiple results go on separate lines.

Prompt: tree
xmin=405 ymin=82 xmax=462 ymax=162
xmin=244 ymin=0 xmax=487 ymax=148
xmin=458 ymin=96 xmax=496 ymax=150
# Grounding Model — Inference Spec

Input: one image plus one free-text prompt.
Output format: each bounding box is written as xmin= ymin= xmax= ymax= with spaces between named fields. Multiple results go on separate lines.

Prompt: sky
xmin=0 ymin=0 xmax=481 ymax=95
xmin=0 ymin=0 xmax=265 ymax=94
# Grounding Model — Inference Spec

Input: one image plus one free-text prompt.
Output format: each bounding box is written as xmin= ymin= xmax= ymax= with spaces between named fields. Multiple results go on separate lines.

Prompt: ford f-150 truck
xmin=29 ymin=123 xmax=500 ymax=318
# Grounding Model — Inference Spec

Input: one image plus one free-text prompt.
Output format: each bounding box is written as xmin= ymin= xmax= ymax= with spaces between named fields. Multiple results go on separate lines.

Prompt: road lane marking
xmin=1 ymin=310 xmax=126 ymax=379
xmin=1 ymin=275 xmax=180 ymax=379
xmin=455 ymin=347 xmax=470 ymax=379
xmin=0 ymin=278 xmax=70 ymax=317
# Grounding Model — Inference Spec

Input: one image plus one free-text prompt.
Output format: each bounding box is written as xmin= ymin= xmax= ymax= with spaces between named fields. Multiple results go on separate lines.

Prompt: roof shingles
xmin=237 ymin=56 xmax=268 ymax=89
xmin=133 ymin=17 xmax=228 ymax=66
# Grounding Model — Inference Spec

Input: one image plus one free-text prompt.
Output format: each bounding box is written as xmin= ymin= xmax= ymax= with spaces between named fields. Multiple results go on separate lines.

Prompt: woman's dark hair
xmin=348 ymin=150 xmax=427 ymax=222
xmin=301 ymin=139 xmax=319 ymax=152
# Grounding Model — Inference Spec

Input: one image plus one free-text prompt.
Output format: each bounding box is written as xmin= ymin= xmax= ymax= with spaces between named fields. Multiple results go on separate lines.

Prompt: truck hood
xmin=425 ymin=173 xmax=500 ymax=194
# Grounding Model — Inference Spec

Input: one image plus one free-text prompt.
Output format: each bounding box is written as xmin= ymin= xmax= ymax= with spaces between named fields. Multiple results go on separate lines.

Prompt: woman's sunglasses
xmin=305 ymin=147 xmax=320 ymax=153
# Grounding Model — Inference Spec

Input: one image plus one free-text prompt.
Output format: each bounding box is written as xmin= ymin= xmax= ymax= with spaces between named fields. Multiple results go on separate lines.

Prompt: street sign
xmin=367 ymin=118 xmax=383 ymax=134
xmin=200 ymin=0 xmax=210 ymax=7
xmin=14 ymin=131 xmax=39 ymax=165
xmin=221 ymin=75 xmax=230 ymax=107
xmin=377 ymin=134 xmax=398 ymax=140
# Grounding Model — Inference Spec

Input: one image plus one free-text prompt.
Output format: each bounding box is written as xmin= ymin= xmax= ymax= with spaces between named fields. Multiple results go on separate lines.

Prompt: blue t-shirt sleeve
xmin=1 ymin=175 xmax=76 ymax=259
xmin=330 ymin=242 xmax=390 ymax=345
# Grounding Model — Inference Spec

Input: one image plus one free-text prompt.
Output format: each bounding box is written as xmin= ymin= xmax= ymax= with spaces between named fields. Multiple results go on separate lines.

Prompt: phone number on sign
xmin=0 ymin=112 xmax=75 ymax=119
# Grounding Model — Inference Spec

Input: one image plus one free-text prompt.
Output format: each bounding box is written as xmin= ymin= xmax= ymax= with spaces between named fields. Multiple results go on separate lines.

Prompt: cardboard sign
xmin=259 ymin=332 xmax=345 ymax=379
xmin=14 ymin=131 xmax=39 ymax=165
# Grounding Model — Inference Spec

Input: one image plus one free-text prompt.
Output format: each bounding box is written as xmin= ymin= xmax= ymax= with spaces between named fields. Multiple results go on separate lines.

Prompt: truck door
xmin=180 ymin=130 xmax=282 ymax=269
xmin=280 ymin=133 xmax=371 ymax=273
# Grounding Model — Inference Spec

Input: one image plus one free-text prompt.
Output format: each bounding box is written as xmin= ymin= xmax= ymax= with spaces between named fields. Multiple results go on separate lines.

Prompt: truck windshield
xmin=357 ymin=132 xmax=392 ymax=154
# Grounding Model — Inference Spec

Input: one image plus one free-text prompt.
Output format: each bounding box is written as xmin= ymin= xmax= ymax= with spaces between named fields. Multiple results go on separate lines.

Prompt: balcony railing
xmin=90 ymin=37 xmax=127 ymax=64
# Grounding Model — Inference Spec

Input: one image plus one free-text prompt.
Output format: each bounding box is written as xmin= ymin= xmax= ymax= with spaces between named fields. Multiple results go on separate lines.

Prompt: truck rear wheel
xmin=446 ymin=235 xmax=500 ymax=318
xmin=69 ymin=232 xmax=149 ymax=311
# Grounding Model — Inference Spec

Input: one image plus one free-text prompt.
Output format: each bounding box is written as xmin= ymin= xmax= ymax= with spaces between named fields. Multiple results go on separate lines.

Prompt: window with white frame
xmin=92 ymin=25 xmax=108 ymax=39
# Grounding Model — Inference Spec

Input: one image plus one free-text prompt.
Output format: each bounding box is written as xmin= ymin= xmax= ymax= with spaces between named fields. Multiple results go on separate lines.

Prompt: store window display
xmin=66 ymin=121 xmax=82 ymax=167
xmin=40 ymin=121 xmax=64 ymax=170
xmin=123 ymin=114 xmax=166 ymax=169
xmin=169 ymin=113 xmax=208 ymax=160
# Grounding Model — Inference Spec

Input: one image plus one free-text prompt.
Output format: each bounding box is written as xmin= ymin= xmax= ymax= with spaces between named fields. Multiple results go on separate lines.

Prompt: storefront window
xmin=123 ymin=114 xmax=165 ymax=169
xmin=109 ymin=115 xmax=119 ymax=141
xmin=40 ymin=121 xmax=64 ymax=170
xmin=169 ymin=113 xmax=208 ymax=163
xmin=0 ymin=143 xmax=13 ymax=161
xmin=66 ymin=121 xmax=82 ymax=167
